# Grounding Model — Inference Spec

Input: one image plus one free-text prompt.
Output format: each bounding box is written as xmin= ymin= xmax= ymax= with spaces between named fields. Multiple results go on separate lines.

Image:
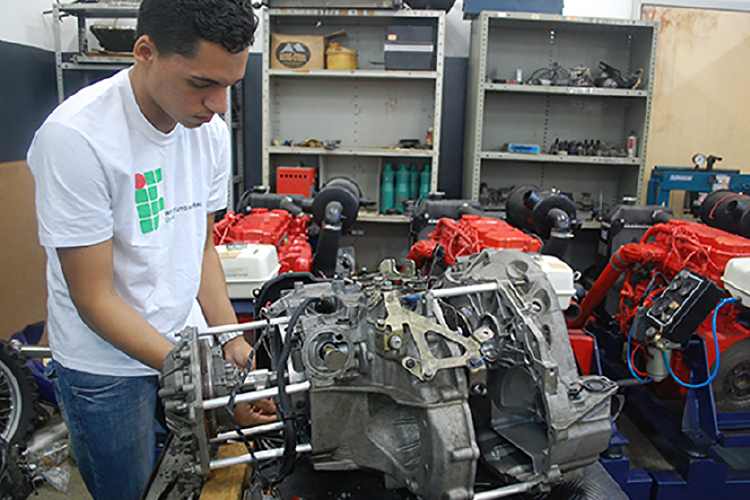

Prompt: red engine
xmin=619 ymin=221 xmax=750 ymax=363
xmin=408 ymin=215 xmax=542 ymax=269
xmin=214 ymin=209 xmax=313 ymax=273
xmin=574 ymin=219 xmax=750 ymax=392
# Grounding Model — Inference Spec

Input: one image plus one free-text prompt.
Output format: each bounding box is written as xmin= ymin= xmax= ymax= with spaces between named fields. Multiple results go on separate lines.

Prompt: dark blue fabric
xmin=46 ymin=360 xmax=158 ymax=500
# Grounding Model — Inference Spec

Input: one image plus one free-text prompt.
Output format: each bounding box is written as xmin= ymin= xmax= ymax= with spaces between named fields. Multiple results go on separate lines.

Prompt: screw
xmin=471 ymin=383 xmax=487 ymax=395
xmin=467 ymin=355 xmax=483 ymax=369
xmin=388 ymin=335 xmax=403 ymax=350
xmin=405 ymin=358 xmax=416 ymax=369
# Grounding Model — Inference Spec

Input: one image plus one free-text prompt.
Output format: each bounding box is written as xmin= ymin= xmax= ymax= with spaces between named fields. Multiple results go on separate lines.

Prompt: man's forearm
xmin=197 ymin=243 xmax=238 ymax=327
xmin=73 ymin=289 xmax=175 ymax=370
xmin=58 ymin=241 xmax=175 ymax=371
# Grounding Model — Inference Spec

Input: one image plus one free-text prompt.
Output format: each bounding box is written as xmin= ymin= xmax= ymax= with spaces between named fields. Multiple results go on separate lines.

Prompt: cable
xmin=629 ymin=342 xmax=648 ymax=377
xmin=265 ymin=296 xmax=320 ymax=484
xmin=225 ymin=319 xmax=275 ymax=485
xmin=626 ymin=324 xmax=652 ymax=384
xmin=663 ymin=297 xmax=738 ymax=389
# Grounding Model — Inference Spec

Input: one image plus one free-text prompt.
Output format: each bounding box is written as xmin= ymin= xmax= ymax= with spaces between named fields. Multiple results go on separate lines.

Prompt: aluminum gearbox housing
xmin=159 ymin=249 xmax=617 ymax=499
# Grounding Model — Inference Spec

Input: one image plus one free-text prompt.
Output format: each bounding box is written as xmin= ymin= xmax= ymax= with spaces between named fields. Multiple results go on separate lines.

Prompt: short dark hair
xmin=137 ymin=0 xmax=258 ymax=57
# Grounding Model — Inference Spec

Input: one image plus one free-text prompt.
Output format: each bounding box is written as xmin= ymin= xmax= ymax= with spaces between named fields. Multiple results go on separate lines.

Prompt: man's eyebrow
xmin=191 ymin=76 xmax=221 ymax=85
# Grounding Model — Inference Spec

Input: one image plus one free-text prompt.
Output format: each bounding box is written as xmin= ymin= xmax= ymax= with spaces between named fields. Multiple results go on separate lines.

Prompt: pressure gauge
xmin=692 ymin=153 xmax=707 ymax=168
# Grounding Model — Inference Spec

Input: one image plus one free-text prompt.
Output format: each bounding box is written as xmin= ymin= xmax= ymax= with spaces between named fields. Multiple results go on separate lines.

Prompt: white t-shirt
xmin=27 ymin=69 xmax=230 ymax=377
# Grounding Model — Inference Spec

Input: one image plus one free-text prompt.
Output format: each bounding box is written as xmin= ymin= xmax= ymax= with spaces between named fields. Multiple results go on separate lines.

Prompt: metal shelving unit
xmin=51 ymin=0 xmax=244 ymax=209
xmin=262 ymin=8 xmax=445 ymax=220
xmin=463 ymin=11 xmax=658 ymax=211
xmin=52 ymin=1 xmax=139 ymax=103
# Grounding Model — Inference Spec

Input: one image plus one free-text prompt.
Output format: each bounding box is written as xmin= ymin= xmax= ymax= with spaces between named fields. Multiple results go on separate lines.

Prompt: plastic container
xmin=217 ymin=243 xmax=280 ymax=299
xmin=395 ymin=164 xmax=410 ymax=213
xmin=533 ymin=254 xmax=576 ymax=310
xmin=409 ymin=164 xmax=419 ymax=200
xmin=380 ymin=164 xmax=395 ymax=213
xmin=723 ymin=257 xmax=750 ymax=307
xmin=419 ymin=164 xmax=431 ymax=199
xmin=326 ymin=42 xmax=357 ymax=70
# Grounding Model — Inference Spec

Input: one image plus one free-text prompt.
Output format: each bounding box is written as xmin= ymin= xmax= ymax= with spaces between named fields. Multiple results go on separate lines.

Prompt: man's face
xmin=143 ymin=39 xmax=249 ymax=130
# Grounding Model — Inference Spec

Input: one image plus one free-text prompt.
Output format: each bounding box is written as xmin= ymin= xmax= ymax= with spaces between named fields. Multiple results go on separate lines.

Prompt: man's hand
xmin=234 ymin=399 xmax=277 ymax=427
xmin=223 ymin=336 xmax=278 ymax=427
xmin=223 ymin=335 xmax=254 ymax=369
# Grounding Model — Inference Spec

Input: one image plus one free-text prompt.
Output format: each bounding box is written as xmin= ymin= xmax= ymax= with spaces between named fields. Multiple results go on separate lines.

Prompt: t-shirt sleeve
xmin=27 ymin=121 xmax=114 ymax=248
xmin=206 ymin=119 xmax=231 ymax=214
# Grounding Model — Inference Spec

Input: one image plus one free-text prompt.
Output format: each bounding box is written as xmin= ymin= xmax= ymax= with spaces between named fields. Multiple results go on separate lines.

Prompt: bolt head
xmin=388 ymin=335 xmax=403 ymax=350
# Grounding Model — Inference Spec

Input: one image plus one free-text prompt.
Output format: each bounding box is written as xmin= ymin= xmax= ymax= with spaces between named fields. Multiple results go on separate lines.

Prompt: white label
xmin=669 ymin=174 xmax=693 ymax=182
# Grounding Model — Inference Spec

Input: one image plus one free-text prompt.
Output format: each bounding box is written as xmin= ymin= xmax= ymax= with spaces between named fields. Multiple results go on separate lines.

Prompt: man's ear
xmin=133 ymin=35 xmax=157 ymax=66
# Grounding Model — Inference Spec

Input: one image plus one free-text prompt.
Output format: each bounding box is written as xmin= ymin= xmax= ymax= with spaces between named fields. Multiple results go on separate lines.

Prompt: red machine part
xmin=568 ymin=329 xmax=596 ymax=376
xmin=407 ymin=215 xmax=542 ymax=269
xmin=571 ymin=219 xmax=750 ymax=389
xmin=213 ymin=209 xmax=312 ymax=273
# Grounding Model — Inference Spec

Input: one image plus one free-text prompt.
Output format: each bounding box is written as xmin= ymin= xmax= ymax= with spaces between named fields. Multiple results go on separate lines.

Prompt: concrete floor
xmin=32 ymin=459 xmax=91 ymax=500
xmin=26 ymin=410 xmax=92 ymax=500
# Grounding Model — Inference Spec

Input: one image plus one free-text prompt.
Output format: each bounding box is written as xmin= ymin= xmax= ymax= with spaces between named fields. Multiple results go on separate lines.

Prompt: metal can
xmin=627 ymin=133 xmax=638 ymax=158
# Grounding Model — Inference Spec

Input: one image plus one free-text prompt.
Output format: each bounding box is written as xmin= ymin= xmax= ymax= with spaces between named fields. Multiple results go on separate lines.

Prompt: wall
xmin=643 ymin=4 xmax=750 ymax=208
xmin=0 ymin=162 xmax=48 ymax=341
xmin=0 ymin=1 xmax=263 ymax=53
xmin=0 ymin=41 xmax=58 ymax=163
xmin=0 ymin=0 xmax=77 ymax=51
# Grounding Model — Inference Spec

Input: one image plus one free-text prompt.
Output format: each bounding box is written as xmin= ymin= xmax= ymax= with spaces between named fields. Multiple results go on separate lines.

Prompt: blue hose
xmin=663 ymin=297 xmax=739 ymax=389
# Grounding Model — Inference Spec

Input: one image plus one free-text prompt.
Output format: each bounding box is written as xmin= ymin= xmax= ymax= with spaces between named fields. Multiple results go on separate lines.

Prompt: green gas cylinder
xmin=419 ymin=164 xmax=431 ymax=199
xmin=409 ymin=164 xmax=419 ymax=200
xmin=395 ymin=164 xmax=410 ymax=213
xmin=380 ymin=164 xmax=395 ymax=213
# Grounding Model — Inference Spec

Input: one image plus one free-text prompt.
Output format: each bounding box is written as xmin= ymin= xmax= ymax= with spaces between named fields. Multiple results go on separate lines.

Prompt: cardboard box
xmin=271 ymin=34 xmax=325 ymax=70
xmin=0 ymin=162 xmax=47 ymax=341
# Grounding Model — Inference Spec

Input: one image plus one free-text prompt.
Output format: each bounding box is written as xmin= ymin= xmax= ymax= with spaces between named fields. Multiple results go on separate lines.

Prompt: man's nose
xmin=205 ymin=87 xmax=228 ymax=115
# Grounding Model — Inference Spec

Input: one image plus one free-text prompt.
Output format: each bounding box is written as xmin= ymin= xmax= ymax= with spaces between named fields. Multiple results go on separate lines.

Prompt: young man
xmin=27 ymin=1 xmax=272 ymax=499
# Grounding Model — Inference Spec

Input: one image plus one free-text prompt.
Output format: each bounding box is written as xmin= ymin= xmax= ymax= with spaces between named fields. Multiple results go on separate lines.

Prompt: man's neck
xmin=128 ymin=66 xmax=177 ymax=134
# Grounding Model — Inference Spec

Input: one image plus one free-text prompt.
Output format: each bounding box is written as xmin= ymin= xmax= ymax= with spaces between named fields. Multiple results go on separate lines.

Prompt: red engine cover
xmin=461 ymin=215 xmax=543 ymax=253
xmin=408 ymin=215 xmax=541 ymax=269
xmin=214 ymin=209 xmax=312 ymax=273
xmin=643 ymin=219 xmax=750 ymax=284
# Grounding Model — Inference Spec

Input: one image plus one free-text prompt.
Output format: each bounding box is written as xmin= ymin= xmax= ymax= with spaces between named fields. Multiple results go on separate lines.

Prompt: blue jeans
xmin=46 ymin=360 xmax=158 ymax=500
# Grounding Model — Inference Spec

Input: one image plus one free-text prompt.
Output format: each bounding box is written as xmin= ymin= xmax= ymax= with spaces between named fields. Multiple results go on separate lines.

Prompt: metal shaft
xmin=211 ymin=422 xmax=285 ymax=443
xmin=18 ymin=345 xmax=52 ymax=359
xmin=428 ymin=282 xmax=498 ymax=298
xmin=198 ymin=316 xmax=290 ymax=336
xmin=210 ymin=443 xmax=313 ymax=470
xmin=202 ymin=381 xmax=311 ymax=410
xmin=473 ymin=481 xmax=536 ymax=500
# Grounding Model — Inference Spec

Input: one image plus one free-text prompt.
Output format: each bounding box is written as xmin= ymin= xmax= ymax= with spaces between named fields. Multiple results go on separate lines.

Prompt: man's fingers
xmin=253 ymin=397 xmax=276 ymax=414
xmin=233 ymin=402 xmax=278 ymax=428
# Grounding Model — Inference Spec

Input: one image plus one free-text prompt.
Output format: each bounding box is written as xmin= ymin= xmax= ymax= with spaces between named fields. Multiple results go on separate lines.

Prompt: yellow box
xmin=270 ymin=34 xmax=325 ymax=70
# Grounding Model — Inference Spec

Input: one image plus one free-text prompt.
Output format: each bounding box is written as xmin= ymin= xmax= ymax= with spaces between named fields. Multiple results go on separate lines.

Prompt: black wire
xmin=226 ymin=318 xmax=272 ymax=486
xmin=266 ymin=296 xmax=320 ymax=484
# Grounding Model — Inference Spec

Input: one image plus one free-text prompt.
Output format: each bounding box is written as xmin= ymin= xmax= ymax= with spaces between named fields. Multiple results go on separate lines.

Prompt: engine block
xmin=160 ymin=249 xmax=617 ymax=499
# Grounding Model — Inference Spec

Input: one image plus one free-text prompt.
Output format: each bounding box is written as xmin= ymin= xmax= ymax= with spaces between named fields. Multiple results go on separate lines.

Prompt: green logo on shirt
xmin=134 ymin=168 xmax=165 ymax=234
